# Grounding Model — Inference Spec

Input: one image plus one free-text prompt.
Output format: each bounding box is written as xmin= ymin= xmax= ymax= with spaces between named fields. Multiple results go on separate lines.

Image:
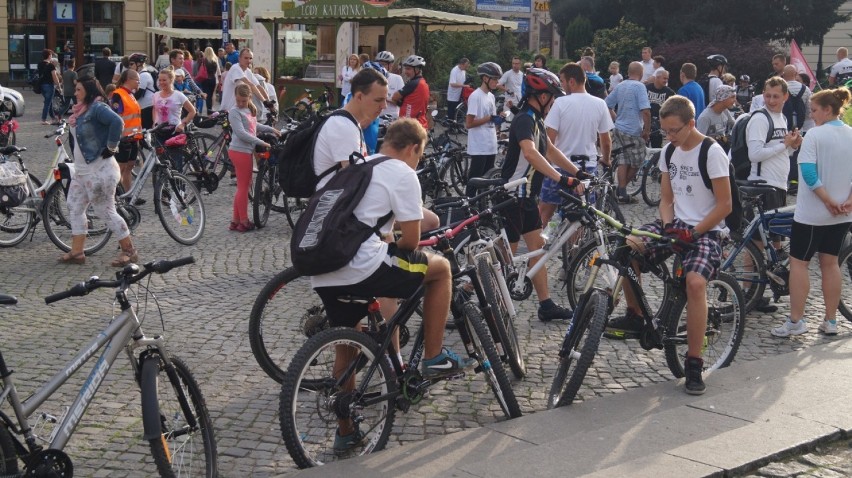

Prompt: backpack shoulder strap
xmin=795 ymin=86 xmax=806 ymax=99
xmin=697 ymin=136 xmax=716 ymax=191
xmin=663 ymin=142 xmax=676 ymax=169
xmin=754 ymin=108 xmax=775 ymax=142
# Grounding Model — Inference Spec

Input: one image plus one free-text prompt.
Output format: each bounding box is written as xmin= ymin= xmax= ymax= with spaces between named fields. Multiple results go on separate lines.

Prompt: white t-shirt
xmin=544 ymin=92 xmax=613 ymax=158
xmin=745 ymin=109 xmax=791 ymax=190
xmin=750 ymin=94 xmax=765 ymax=111
xmin=466 ymin=88 xmax=498 ymax=155
xmin=498 ymin=69 xmax=523 ymax=105
xmin=340 ymin=65 xmax=358 ymax=97
xmin=313 ymin=113 xmax=367 ymax=190
xmin=152 ymin=90 xmax=189 ymax=126
xmin=641 ymin=59 xmax=655 ymax=82
xmin=794 ymin=121 xmax=852 ymax=225
xmin=659 ymin=140 xmax=730 ymax=230
xmin=220 ymin=66 xmax=259 ymax=112
xmin=311 ymin=156 xmax=424 ymax=287
xmin=608 ymin=73 xmax=623 ymax=92
xmin=447 ymin=65 xmax=467 ymax=102
xmin=382 ymin=73 xmax=405 ymax=117
xmin=830 ymin=57 xmax=852 ymax=82
xmin=136 ymin=69 xmax=155 ymax=109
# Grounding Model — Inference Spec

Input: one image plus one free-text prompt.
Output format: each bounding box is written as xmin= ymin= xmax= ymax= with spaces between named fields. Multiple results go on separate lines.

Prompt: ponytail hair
xmin=235 ymin=83 xmax=257 ymax=116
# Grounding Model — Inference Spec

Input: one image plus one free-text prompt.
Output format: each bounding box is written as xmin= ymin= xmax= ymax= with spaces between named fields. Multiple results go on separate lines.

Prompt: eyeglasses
xmin=661 ymin=125 xmax=686 ymax=137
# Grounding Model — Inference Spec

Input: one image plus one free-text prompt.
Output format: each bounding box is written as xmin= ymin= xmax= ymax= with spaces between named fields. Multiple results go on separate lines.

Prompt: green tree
xmin=562 ymin=15 xmax=594 ymax=60
xmin=391 ymin=0 xmax=476 ymax=15
xmin=590 ymin=19 xmax=649 ymax=78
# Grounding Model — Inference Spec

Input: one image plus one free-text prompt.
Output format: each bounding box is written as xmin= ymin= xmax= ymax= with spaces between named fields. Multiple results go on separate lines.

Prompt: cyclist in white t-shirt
xmin=497 ymin=56 xmax=523 ymax=109
xmin=829 ymin=47 xmax=852 ymax=86
xmin=219 ymin=48 xmax=268 ymax=112
xmin=446 ymin=58 xmax=469 ymax=122
xmin=375 ymin=51 xmax=404 ymax=117
xmin=465 ymin=62 xmax=504 ymax=197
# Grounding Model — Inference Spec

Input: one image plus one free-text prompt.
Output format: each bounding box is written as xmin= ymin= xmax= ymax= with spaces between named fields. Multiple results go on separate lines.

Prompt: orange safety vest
xmin=112 ymin=87 xmax=142 ymax=137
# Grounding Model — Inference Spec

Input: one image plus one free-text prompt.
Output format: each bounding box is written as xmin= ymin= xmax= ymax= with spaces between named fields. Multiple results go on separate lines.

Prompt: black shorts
xmin=141 ymin=107 xmax=153 ymax=130
xmin=790 ymin=221 xmax=851 ymax=261
xmin=315 ymin=246 xmax=429 ymax=328
xmin=499 ymin=197 xmax=542 ymax=243
xmin=115 ymin=140 xmax=139 ymax=164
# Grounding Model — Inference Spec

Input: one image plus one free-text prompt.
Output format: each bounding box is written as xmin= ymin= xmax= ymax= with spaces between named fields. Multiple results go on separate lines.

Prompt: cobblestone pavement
xmin=2 ymin=89 xmax=850 ymax=476
xmin=741 ymin=438 xmax=852 ymax=477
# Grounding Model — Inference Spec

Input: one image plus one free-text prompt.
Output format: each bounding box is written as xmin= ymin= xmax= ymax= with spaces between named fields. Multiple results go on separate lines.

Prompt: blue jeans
xmin=41 ymin=83 xmax=55 ymax=121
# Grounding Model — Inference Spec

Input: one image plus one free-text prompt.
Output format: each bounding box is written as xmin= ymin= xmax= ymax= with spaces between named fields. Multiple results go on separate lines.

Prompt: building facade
xmin=470 ymin=0 xmax=560 ymax=58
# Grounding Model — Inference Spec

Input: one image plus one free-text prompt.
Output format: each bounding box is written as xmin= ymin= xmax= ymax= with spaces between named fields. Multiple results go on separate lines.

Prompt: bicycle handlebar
xmin=419 ymin=197 xmax=516 ymax=247
xmin=45 ymin=257 xmax=195 ymax=304
xmin=431 ymin=177 xmax=526 ymax=212
xmin=44 ymin=121 xmax=68 ymax=138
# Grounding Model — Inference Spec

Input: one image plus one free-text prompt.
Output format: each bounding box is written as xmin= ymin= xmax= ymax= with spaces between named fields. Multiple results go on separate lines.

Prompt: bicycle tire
xmin=283 ymin=194 xmax=307 ymax=229
xmin=663 ymin=272 xmax=745 ymax=378
xmin=461 ymin=301 xmax=522 ymax=418
xmin=475 ymin=254 xmax=525 ymax=379
xmin=141 ymin=354 xmax=218 ymax=478
xmin=453 ymin=104 xmax=468 ymax=132
xmin=563 ymin=233 xmax=623 ymax=309
xmin=445 ymin=153 xmax=470 ymax=196
xmin=280 ymin=327 xmax=396 ymax=468
xmin=154 ymin=172 xmax=205 ymax=245
xmin=249 ymin=267 xmax=325 ymax=383
xmin=42 ymin=181 xmax=113 ymax=255
xmin=284 ymin=106 xmax=312 ymax=123
xmin=838 ymin=244 xmax=852 ymax=322
xmin=0 ymin=130 xmax=16 ymax=148
xmin=548 ymin=288 xmax=609 ymax=408
xmin=596 ymin=190 xmax=625 ymax=223
xmin=625 ymin=167 xmax=643 ymax=197
xmin=641 ymin=159 xmax=662 ymax=207
xmin=0 ymin=198 xmax=33 ymax=247
xmin=252 ymin=161 xmax=272 ymax=228
xmin=0 ymin=424 xmax=19 ymax=474
xmin=720 ymin=232 xmax=766 ymax=314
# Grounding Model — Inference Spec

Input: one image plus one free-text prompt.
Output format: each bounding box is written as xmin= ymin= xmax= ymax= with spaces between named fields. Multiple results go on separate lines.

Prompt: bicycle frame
xmin=0 ymin=305 xmax=167 ymax=451
xmin=118 ymin=133 xmax=160 ymax=203
xmin=722 ymin=203 xmax=795 ymax=271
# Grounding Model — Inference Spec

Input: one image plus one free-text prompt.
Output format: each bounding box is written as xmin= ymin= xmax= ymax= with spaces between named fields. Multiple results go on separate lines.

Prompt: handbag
xmin=196 ymin=61 xmax=209 ymax=82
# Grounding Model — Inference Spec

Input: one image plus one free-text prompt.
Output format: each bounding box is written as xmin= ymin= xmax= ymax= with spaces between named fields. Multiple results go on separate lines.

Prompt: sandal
xmin=58 ymin=252 xmax=86 ymax=264
xmin=111 ymin=247 xmax=139 ymax=268
xmin=229 ymin=221 xmax=240 ymax=231
xmin=236 ymin=221 xmax=255 ymax=232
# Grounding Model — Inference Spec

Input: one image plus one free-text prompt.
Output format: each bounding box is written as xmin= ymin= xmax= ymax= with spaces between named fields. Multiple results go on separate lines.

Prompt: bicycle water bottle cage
xmin=164 ymin=134 xmax=187 ymax=148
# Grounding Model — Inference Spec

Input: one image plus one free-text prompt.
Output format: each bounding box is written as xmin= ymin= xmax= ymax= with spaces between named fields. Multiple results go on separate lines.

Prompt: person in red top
xmin=392 ymin=55 xmax=430 ymax=129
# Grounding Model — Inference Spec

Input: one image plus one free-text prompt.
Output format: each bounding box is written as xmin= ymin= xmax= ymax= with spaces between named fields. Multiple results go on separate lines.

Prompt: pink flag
xmin=789 ymin=39 xmax=817 ymax=87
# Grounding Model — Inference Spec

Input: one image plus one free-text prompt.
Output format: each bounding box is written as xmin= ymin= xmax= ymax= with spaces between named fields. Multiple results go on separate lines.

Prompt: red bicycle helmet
xmin=524 ymin=68 xmax=564 ymax=98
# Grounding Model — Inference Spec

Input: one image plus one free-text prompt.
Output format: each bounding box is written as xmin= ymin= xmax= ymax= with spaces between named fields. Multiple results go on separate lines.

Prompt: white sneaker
xmin=771 ymin=318 xmax=808 ymax=337
xmin=818 ymin=320 xmax=838 ymax=335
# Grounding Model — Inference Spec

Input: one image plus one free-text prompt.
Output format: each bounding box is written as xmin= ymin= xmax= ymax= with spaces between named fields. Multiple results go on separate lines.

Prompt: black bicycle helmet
xmin=402 ymin=55 xmax=426 ymax=68
xmin=707 ymin=54 xmax=728 ymax=67
xmin=128 ymin=52 xmax=148 ymax=64
xmin=477 ymin=62 xmax=503 ymax=79
xmin=524 ymin=68 xmax=564 ymax=98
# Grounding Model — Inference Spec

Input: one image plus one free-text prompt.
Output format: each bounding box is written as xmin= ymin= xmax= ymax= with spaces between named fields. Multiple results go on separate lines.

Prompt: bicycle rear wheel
xmin=641 ymin=160 xmax=662 ymax=207
xmin=475 ymin=254 xmax=525 ymax=379
xmin=283 ymin=194 xmax=308 ymax=229
xmin=445 ymin=153 xmax=470 ymax=196
xmin=548 ymin=288 xmax=609 ymax=408
xmin=42 ymin=181 xmax=112 ymax=255
xmin=720 ymin=232 xmax=766 ymax=314
xmin=154 ymin=172 xmax=205 ymax=245
xmin=280 ymin=327 xmax=396 ymax=468
xmin=141 ymin=354 xmax=217 ymax=477
xmin=664 ymin=272 xmax=745 ymax=378
xmin=0 ymin=200 xmax=33 ymax=247
xmin=596 ymin=189 xmax=625 ymax=223
xmin=838 ymin=243 xmax=852 ymax=322
xmin=461 ymin=301 xmax=522 ymax=418
xmin=252 ymin=161 xmax=273 ymax=228
xmin=249 ymin=267 xmax=326 ymax=383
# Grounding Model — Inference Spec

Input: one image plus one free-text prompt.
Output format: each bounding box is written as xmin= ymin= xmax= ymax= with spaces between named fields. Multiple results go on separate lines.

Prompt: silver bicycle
xmin=0 ymin=257 xmax=217 ymax=477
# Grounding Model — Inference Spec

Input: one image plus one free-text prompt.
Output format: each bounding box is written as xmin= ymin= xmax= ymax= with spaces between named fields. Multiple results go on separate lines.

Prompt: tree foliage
xmin=391 ymin=0 xmax=476 ymax=15
xmin=589 ymin=19 xmax=648 ymax=79
xmin=562 ymin=15 xmax=594 ymax=60
xmin=552 ymin=0 xmax=849 ymax=45
xmin=654 ymin=39 xmax=780 ymax=90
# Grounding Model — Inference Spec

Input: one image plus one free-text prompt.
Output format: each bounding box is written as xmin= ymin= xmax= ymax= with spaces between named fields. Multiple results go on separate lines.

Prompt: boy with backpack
xmin=604 ymin=95 xmax=732 ymax=396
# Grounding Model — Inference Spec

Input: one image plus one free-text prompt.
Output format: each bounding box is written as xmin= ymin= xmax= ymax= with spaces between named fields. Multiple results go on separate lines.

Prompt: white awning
xmin=143 ymin=27 xmax=254 ymax=39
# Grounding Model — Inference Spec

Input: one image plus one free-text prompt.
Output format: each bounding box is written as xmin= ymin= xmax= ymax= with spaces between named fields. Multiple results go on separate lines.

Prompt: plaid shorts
xmin=635 ymin=219 xmax=723 ymax=281
xmin=612 ymin=129 xmax=645 ymax=168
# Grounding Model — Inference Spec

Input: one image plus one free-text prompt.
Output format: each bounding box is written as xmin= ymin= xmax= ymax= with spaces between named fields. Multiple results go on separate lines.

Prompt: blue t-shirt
xmin=605 ymin=79 xmax=651 ymax=136
xmin=678 ymin=81 xmax=706 ymax=117
xmin=226 ymin=51 xmax=240 ymax=66
xmin=342 ymin=92 xmax=379 ymax=154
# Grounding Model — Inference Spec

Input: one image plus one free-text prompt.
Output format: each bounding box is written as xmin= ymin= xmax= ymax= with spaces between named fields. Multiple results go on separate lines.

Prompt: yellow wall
xmin=0 ymin=0 xmax=8 ymax=79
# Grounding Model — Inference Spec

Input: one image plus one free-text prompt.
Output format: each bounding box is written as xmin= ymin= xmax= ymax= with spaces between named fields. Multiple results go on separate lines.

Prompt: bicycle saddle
xmin=468 ymin=177 xmax=504 ymax=190
xmin=739 ymin=185 xmax=775 ymax=198
xmin=336 ymin=295 xmax=375 ymax=304
xmin=0 ymin=294 xmax=17 ymax=305
xmin=0 ymin=145 xmax=25 ymax=155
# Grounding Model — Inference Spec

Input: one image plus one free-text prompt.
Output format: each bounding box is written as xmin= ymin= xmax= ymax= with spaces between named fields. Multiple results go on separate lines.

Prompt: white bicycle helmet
xmin=402 ymin=55 xmax=426 ymax=68
xmin=376 ymin=51 xmax=395 ymax=64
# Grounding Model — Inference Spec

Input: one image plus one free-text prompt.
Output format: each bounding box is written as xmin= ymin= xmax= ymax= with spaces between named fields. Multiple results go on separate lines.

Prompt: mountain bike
xmin=156 ymin=115 xmax=233 ymax=195
xmin=548 ymin=192 xmax=745 ymax=408
xmin=252 ymin=125 xmax=302 ymax=229
xmin=0 ymin=257 xmax=217 ymax=476
xmin=281 ymin=86 xmax=334 ymax=125
xmin=279 ymin=199 xmax=522 ymax=469
xmin=0 ymin=123 xmax=112 ymax=252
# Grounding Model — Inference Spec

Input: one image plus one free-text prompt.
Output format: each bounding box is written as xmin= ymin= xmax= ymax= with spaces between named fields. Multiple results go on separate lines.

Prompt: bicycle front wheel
xmin=283 ymin=194 xmax=308 ymax=229
xmin=42 ymin=181 xmax=112 ymax=254
xmin=641 ymin=159 xmax=663 ymax=207
xmin=548 ymin=288 xmax=609 ymax=408
xmin=141 ymin=354 xmax=217 ymax=478
xmin=154 ymin=172 xmax=205 ymax=245
xmin=664 ymin=272 xmax=745 ymax=378
xmin=252 ymin=161 xmax=273 ymax=228
xmin=280 ymin=327 xmax=396 ymax=468
xmin=475 ymin=254 xmax=525 ymax=379
xmin=837 ymin=243 xmax=852 ymax=322
xmin=445 ymin=153 xmax=470 ymax=196
xmin=249 ymin=267 xmax=327 ymax=383
xmin=563 ymin=234 xmax=622 ymax=309
xmin=720 ymin=232 xmax=766 ymax=314
xmin=461 ymin=301 xmax=522 ymax=419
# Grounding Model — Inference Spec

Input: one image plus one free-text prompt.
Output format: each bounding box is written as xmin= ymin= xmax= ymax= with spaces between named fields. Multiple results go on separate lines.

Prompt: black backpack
xmin=586 ymin=77 xmax=607 ymax=100
xmin=729 ymin=108 xmax=774 ymax=180
xmin=698 ymin=74 xmax=712 ymax=105
xmin=290 ymin=156 xmax=394 ymax=276
xmin=133 ymin=69 xmax=159 ymax=100
xmin=782 ymin=86 xmax=806 ymax=130
xmin=664 ymin=137 xmax=744 ymax=232
xmin=277 ymin=110 xmax=360 ymax=199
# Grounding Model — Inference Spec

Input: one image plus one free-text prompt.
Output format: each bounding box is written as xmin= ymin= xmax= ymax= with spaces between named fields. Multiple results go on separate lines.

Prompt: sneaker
xmin=133 ymin=198 xmax=147 ymax=206
xmin=818 ymin=320 xmax=838 ymax=336
xmin=604 ymin=310 xmax=644 ymax=340
xmin=333 ymin=427 xmax=366 ymax=452
xmin=754 ymin=297 xmax=778 ymax=313
xmin=421 ymin=347 xmax=476 ymax=378
xmin=771 ymin=318 xmax=808 ymax=337
xmin=538 ymin=303 xmax=573 ymax=322
xmin=684 ymin=356 xmax=706 ymax=395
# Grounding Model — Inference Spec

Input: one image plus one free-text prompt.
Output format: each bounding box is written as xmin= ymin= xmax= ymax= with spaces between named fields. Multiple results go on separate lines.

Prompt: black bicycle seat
xmin=0 ymin=294 xmax=17 ymax=305
xmin=336 ymin=295 xmax=375 ymax=304
xmin=735 ymin=179 xmax=767 ymax=187
xmin=0 ymin=145 xmax=25 ymax=155
xmin=739 ymin=185 xmax=774 ymax=198
xmin=468 ymin=177 xmax=504 ymax=190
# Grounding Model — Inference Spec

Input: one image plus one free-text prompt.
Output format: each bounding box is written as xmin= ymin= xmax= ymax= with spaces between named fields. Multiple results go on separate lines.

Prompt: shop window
xmin=82 ymin=2 xmax=123 ymax=23
xmin=172 ymin=0 xmax=220 ymax=16
xmin=8 ymin=0 xmax=47 ymax=21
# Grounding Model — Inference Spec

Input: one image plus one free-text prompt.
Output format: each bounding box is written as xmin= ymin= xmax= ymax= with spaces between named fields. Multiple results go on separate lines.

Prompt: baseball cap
xmin=174 ymin=68 xmax=187 ymax=77
xmin=709 ymin=85 xmax=736 ymax=106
